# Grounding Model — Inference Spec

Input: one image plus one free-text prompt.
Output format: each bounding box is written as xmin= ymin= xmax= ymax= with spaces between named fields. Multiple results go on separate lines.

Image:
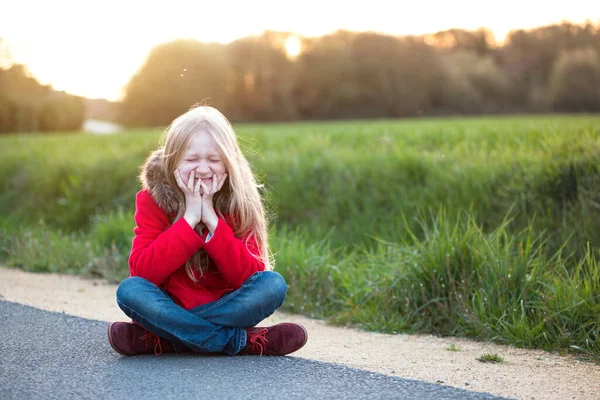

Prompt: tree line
xmin=2 ymin=21 xmax=600 ymax=133
xmin=120 ymin=21 xmax=600 ymax=127
xmin=0 ymin=39 xmax=85 ymax=134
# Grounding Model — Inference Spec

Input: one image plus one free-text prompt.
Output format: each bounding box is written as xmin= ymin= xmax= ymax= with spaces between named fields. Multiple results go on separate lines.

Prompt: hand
xmin=199 ymin=173 xmax=228 ymax=232
xmin=174 ymin=169 xmax=202 ymax=227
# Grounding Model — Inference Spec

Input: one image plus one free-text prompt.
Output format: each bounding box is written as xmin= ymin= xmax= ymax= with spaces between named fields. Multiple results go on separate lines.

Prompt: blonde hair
xmin=160 ymin=105 xmax=274 ymax=281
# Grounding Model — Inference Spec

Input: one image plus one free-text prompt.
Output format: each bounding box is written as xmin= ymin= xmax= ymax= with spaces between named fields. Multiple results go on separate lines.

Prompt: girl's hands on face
xmin=199 ymin=173 xmax=228 ymax=202
xmin=174 ymin=169 xmax=203 ymax=226
xmin=199 ymin=173 xmax=228 ymax=229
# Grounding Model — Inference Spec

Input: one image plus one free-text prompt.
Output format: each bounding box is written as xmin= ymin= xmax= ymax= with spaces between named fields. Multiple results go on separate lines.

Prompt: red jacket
xmin=128 ymin=189 xmax=265 ymax=310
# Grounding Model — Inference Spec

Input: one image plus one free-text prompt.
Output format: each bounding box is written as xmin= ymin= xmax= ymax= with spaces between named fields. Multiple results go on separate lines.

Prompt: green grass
xmin=2 ymin=115 xmax=599 ymax=256
xmin=445 ymin=343 xmax=460 ymax=352
xmin=477 ymin=353 xmax=505 ymax=363
xmin=1 ymin=114 xmax=600 ymax=359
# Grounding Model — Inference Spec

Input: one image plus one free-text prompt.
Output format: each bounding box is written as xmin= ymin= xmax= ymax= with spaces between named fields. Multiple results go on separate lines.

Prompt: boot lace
xmin=140 ymin=331 xmax=164 ymax=356
xmin=246 ymin=328 xmax=269 ymax=356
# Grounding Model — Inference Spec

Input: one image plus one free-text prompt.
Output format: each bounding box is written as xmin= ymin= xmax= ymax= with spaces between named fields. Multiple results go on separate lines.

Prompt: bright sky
xmin=0 ymin=0 xmax=598 ymax=101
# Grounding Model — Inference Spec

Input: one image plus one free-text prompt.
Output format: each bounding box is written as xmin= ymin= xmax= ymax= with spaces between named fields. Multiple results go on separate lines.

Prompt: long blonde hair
xmin=159 ymin=105 xmax=274 ymax=280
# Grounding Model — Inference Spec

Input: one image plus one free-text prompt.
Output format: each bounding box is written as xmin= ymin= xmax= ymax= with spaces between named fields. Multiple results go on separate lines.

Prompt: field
xmin=1 ymin=115 xmax=599 ymax=358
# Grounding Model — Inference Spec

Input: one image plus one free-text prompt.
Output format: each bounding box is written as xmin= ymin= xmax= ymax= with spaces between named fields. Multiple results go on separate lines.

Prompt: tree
xmin=120 ymin=40 xmax=229 ymax=127
xmin=425 ymin=28 xmax=496 ymax=56
xmin=437 ymin=51 xmax=510 ymax=113
xmin=225 ymin=31 xmax=297 ymax=122
xmin=292 ymin=30 xmax=359 ymax=119
xmin=499 ymin=22 xmax=600 ymax=109
xmin=293 ymin=31 xmax=444 ymax=119
xmin=549 ymin=47 xmax=600 ymax=112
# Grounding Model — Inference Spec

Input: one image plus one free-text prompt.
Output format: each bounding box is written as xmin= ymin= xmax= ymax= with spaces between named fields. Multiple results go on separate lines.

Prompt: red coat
xmin=128 ymin=189 xmax=265 ymax=310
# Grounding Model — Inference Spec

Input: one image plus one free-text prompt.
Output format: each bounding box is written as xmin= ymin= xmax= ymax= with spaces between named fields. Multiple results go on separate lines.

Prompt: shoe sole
xmin=107 ymin=322 xmax=128 ymax=356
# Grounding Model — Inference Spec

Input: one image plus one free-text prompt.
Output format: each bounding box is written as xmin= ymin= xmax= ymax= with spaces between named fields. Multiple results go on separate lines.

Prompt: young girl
xmin=107 ymin=105 xmax=308 ymax=357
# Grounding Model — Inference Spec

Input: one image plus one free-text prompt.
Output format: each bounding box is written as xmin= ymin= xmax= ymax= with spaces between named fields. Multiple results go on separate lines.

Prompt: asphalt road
xmin=0 ymin=301 xmax=510 ymax=400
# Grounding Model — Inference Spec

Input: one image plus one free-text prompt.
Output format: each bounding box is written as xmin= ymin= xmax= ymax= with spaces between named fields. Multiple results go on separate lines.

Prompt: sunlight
xmin=284 ymin=36 xmax=302 ymax=58
xmin=0 ymin=0 xmax=596 ymax=100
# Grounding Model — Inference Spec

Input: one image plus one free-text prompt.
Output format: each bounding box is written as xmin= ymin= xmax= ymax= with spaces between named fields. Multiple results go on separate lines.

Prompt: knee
xmin=258 ymin=271 xmax=288 ymax=308
xmin=116 ymin=276 xmax=151 ymax=310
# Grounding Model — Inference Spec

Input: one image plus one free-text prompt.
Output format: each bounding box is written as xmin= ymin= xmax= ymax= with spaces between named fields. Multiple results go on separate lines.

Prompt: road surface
xmin=0 ymin=301 xmax=508 ymax=400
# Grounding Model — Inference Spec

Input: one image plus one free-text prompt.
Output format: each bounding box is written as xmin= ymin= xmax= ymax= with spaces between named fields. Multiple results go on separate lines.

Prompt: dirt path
xmin=1 ymin=266 xmax=598 ymax=399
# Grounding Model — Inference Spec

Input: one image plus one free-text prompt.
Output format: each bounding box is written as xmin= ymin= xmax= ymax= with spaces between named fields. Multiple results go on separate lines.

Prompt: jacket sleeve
xmin=128 ymin=190 xmax=204 ymax=286
xmin=200 ymin=217 xmax=266 ymax=289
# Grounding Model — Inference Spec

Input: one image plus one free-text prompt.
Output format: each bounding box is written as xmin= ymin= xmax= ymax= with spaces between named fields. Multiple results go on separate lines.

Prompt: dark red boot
xmin=108 ymin=322 xmax=174 ymax=356
xmin=240 ymin=323 xmax=308 ymax=356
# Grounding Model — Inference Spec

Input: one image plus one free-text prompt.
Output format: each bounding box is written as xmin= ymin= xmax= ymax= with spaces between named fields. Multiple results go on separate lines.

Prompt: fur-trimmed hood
xmin=139 ymin=148 xmax=184 ymax=218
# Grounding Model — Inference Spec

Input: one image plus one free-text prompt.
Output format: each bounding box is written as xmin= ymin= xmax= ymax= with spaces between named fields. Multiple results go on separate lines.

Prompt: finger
xmin=210 ymin=174 xmax=218 ymax=194
xmin=200 ymin=181 xmax=209 ymax=197
xmin=217 ymin=173 xmax=228 ymax=191
xmin=194 ymin=175 xmax=202 ymax=194
xmin=174 ymin=169 xmax=184 ymax=188
xmin=187 ymin=170 xmax=195 ymax=189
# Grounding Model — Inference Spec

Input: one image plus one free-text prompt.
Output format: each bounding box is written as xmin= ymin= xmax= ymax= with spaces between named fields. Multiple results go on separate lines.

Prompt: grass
xmin=477 ymin=353 xmax=505 ymax=363
xmin=445 ymin=343 xmax=460 ymax=352
xmin=1 ymin=114 xmax=599 ymax=359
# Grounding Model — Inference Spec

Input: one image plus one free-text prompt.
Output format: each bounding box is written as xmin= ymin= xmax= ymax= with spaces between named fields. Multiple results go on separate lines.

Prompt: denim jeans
xmin=115 ymin=271 xmax=288 ymax=355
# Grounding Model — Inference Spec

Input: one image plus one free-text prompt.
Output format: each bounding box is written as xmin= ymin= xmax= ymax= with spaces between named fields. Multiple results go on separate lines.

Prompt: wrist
xmin=204 ymin=215 xmax=219 ymax=234
xmin=183 ymin=213 xmax=201 ymax=228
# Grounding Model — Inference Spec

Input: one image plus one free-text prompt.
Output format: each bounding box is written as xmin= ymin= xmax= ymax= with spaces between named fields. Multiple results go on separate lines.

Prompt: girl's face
xmin=176 ymin=130 xmax=227 ymax=188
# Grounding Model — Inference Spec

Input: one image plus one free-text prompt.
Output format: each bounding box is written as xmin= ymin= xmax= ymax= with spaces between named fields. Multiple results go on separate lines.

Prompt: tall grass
xmin=1 ymin=115 xmax=599 ymax=358
xmin=277 ymin=209 xmax=600 ymax=356
xmin=2 ymin=116 xmax=599 ymax=255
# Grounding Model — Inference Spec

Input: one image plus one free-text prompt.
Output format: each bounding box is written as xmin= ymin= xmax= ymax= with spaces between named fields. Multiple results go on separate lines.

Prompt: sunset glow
xmin=284 ymin=36 xmax=302 ymax=58
xmin=0 ymin=0 xmax=597 ymax=101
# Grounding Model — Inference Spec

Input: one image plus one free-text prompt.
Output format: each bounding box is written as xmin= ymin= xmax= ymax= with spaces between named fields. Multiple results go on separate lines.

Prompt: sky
xmin=0 ymin=0 xmax=598 ymax=101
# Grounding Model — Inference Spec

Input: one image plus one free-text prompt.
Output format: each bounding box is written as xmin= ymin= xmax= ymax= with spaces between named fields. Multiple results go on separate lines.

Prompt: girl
xmin=107 ymin=105 xmax=308 ymax=357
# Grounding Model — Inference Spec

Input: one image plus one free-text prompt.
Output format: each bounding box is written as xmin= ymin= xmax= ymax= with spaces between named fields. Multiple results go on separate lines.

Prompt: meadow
xmin=1 ymin=115 xmax=599 ymax=358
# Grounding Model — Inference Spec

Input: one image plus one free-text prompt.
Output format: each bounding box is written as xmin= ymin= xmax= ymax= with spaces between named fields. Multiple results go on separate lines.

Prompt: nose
xmin=195 ymin=161 xmax=211 ymax=175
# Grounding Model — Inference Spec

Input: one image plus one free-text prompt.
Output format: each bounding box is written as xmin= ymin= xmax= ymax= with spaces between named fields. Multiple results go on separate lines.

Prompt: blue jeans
xmin=115 ymin=271 xmax=288 ymax=355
